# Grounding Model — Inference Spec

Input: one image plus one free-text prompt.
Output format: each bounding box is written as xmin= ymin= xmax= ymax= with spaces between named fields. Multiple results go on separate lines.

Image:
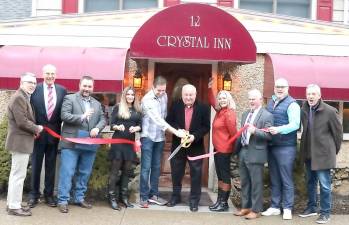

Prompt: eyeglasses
xmin=275 ymin=86 xmax=288 ymax=89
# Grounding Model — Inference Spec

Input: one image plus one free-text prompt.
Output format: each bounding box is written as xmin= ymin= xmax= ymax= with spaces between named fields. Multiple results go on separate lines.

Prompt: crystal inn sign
xmin=156 ymin=16 xmax=232 ymax=50
xmin=130 ymin=4 xmax=256 ymax=62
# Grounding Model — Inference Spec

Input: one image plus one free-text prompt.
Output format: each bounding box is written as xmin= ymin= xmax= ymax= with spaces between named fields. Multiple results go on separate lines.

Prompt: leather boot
xmin=211 ymin=190 xmax=230 ymax=212
xmin=209 ymin=188 xmax=222 ymax=210
xmin=108 ymin=192 xmax=121 ymax=211
xmin=120 ymin=173 xmax=134 ymax=208
xmin=211 ymin=183 xmax=230 ymax=212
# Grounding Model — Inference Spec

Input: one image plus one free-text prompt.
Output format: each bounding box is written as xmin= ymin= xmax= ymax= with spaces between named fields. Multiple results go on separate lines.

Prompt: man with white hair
xmin=6 ymin=73 xmax=43 ymax=216
xmin=166 ymin=84 xmax=210 ymax=212
xmin=28 ymin=64 xmax=67 ymax=208
xmin=234 ymin=89 xmax=273 ymax=219
xmin=263 ymin=78 xmax=300 ymax=220
xmin=299 ymin=84 xmax=342 ymax=224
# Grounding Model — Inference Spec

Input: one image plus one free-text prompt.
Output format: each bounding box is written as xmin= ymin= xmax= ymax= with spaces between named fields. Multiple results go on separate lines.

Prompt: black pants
xmin=170 ymin=156 xmax=203 ymax=203
xmin=108 ymin=159 xmax=133 ymax=195
xmin=30 ymin=142 xmax=58 ymax=199
xmin=214 ymin=151 xmax=232 ymax=184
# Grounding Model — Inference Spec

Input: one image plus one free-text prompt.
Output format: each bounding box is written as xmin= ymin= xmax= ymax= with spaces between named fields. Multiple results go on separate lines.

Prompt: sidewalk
xmin=1 ymin=199 xmax=348 ymax=225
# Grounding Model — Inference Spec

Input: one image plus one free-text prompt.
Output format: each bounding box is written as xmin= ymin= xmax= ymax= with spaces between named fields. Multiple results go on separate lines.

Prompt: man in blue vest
xmin=262 ymin=78 xmax=300 ymax=220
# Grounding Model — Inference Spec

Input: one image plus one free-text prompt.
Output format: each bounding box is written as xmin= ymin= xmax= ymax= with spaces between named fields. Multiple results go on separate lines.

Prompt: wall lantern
xmin=223 ymin=71 xmax=232 ymax=91
xmin=133 ymin=69 xmax=143 ymax=89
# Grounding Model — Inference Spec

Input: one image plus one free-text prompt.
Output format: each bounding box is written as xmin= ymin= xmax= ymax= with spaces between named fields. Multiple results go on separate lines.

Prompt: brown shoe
xmin=233 ymin=208 xmax=251 ymax=216
xmin=75 ymin=201 xmax=92 ymax=209
xmin=58 ymin=204 xmax=69 ymax=213
xmin=245 ymin=211 xmax=261 ymax=220
xmin=8 ymin=208 xmax=32 ymax=216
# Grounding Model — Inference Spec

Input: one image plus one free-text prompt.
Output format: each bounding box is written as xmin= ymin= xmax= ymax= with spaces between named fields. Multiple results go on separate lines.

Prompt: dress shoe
xmin=75 ymin=200 xmax=92 ymax=209
xmin=245 ymin=211 xmax=261 ymax=220
xmin=233 ymin=208 xmax=251 ymax=216
xmin=45 ymin=196 xmax=57 ymax=207
xmin=58 ymin=204 xmax=69 ymax=213
xmin=189 ymin=202 xmax=199 ymax=212
xmin=28 ymin=198 xmax=39 ymax=208
xmin=8 ymin=208 xmax=32 ymax=216
xmin=166 ymin=197 xmax=181 ymax=207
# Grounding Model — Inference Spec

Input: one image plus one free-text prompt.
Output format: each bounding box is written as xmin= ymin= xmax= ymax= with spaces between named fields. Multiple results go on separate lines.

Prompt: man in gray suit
xmin=234 ymin=89 xmax=273 ymax=220
xmin=57 ymin=75 xmax=106 ymax=213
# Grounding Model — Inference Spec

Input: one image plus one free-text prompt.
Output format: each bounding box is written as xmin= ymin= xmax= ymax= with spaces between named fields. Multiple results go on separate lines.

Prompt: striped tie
xmin=47 ymin=85 xmax=54 ymax=120
xmin=241 ymin=110 xmax=254 ymax=146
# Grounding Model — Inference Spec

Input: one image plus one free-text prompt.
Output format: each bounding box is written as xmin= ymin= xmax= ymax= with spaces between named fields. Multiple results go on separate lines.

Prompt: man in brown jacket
xmin=299 ymin=84 xmax=343 ymax=224
xmin=6 ymin=72 xmax=43 ymax=216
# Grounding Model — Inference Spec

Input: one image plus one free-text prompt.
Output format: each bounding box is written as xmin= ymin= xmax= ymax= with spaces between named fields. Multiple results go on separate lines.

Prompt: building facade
xmin=0 ymin=1 xmax=348 ymax=189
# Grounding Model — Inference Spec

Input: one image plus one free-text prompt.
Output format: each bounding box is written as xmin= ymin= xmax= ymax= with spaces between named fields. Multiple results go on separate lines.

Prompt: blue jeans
xmin=305 ymin=160 xmax=332 ymax=216
xmin=268 ymin=145 xmax=296 ymax=209
xmin=57 ymin=148 xmax=96 ymax=205
xmin=139 ymin=137 xmax=164 ymax=201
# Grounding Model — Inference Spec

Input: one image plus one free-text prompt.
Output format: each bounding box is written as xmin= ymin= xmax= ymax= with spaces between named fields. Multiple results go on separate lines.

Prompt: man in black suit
xmin=233 ymin=89 xmax=273 ymax=219
xmin=28 ymin=64 xmax=67 ymax=208
xmin=166 ymin=84 xmax=210 ymax=212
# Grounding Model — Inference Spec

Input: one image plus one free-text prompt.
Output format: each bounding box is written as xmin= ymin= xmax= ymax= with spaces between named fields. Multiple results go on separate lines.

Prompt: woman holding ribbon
xmin=107 ymin=86 xmax=142 ymax=210
xmin=208 ymin=81 xmax=237 ymax=212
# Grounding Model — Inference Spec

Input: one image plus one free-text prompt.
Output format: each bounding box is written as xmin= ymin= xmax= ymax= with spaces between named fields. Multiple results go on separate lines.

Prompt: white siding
xmin=32 ymin=0 xmax=62 ymax=17
xmin=333 ymin=0 xmax=345 ymax=23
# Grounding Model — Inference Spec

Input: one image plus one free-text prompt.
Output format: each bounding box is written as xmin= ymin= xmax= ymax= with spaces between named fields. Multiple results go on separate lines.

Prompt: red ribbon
xmin=43 ymin=127 xmax=141 ymax=152
xmin=187 ymin=125 xmax=269 ymax=161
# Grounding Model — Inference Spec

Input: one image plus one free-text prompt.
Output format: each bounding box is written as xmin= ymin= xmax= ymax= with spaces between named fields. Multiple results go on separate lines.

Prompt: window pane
xmin=85 ymin=0 xmax=119 ymax=12
xmin=240 ymin=0 xmax=273 ymax=13
xmin=277 ymin=0 xmax=310 ymax=18
xmin=343 ymin=102 xmax=349 ymax=133
xmin=123 ymin=0 xmax=157 ymax=9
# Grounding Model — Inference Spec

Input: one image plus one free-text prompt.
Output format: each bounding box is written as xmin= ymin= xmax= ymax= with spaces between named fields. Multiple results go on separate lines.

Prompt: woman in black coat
xmin=108 ymin=86 xmax=142 ymax=210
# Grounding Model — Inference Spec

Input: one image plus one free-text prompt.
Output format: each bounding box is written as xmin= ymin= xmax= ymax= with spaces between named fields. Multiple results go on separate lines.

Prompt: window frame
xmin=238 ymin=0 xmax=313 ymax=19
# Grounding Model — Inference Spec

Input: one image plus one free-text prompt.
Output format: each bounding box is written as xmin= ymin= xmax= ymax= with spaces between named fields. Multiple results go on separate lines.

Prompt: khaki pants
xmin=7 ymin=152 xmax=30 ymax=209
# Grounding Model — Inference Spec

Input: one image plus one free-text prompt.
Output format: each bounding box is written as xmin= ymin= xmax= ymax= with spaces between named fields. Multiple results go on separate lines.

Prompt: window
xmin=239 ymin=0 xmax=311 ymax=18
xmin=85 ymin=0 xmax=119 ymax=12
xmin=85 ymin=0 xmax=157 ymax=12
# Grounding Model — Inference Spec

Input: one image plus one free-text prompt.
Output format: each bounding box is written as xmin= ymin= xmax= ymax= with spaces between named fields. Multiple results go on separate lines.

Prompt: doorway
xmin=154 ymin=62 xmax=212 ymax=188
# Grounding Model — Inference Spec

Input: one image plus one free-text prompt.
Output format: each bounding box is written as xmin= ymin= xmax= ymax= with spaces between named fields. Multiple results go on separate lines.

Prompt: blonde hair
xmin=118 ymin=86 xmax=141 ymax=119
xmin=215 ymin=90 xmax=236 ymax=110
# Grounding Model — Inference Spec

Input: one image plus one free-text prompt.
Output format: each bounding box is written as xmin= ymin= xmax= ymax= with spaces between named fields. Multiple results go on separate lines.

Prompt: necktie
xmin=241 ymin=110 xmax=254 ymax=146
xmin=47 ymin=85 xmax=54 ymax=120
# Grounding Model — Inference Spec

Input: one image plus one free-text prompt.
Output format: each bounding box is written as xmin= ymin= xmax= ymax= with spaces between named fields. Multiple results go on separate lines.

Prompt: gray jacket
xmin=235 ymin=107 xmax=273 ymax=164
xmin=59 ymin=92 xmax=106 ymax=149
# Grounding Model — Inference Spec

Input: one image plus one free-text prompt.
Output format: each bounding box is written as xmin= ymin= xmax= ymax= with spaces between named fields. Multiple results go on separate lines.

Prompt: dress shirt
xmin=245 ymin=106 xmax=261 ymax=144
xmin=141 ymin=89 xmax=170 ymax=142
xmin=43 ymin=82 xmax=57 ymax=114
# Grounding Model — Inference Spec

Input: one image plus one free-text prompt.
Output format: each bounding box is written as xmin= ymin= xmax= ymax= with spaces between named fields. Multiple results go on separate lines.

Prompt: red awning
xmin=0 ymin=46 xmax=128 ymax=92
xmin=130 ymin=3 xmax=256 ymax=63
xmin=264 ymin=54 xmax=349 ymax=101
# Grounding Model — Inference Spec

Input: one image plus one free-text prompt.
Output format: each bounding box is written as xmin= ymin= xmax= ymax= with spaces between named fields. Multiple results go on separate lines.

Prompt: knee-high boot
xmin=211 ymin=183 xmax=230 ymax=212
xmin=209 ymin=181 xmax=223 ymax=210
xmin=107 ymin=163 xmax=121 ymax=210
xmin=120 ymin=170 xmax=134 ymax=208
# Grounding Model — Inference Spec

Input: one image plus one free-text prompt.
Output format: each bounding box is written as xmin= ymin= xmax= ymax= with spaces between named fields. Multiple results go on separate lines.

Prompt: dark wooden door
xmin=155 ymin=62 xmax=211 ymax=188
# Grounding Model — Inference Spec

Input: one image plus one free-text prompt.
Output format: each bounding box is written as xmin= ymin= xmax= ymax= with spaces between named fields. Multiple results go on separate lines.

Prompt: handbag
xmin=75 ymin=130 xmax=99 ymax=152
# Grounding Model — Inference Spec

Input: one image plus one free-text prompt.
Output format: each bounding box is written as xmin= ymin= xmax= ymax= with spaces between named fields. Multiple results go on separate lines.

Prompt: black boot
xmin=209 ymin=189 xmax=222 ymax=210
xmin=108 ymin=192 xmax=121 ymax=210
xmin=210 ymin=190 xmax=230 ymax=212
xmin=120 ymin=173 xmax=134 ymax=208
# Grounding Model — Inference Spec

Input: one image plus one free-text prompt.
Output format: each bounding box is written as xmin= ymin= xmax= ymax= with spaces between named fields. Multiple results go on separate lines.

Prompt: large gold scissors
xmin=167 ymin=131 xmax=192 ymax=160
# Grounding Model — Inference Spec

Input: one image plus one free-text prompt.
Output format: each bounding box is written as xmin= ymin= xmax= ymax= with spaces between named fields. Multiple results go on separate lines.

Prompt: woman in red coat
xmin=208 ymin=86 xmax=237 ymax=212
